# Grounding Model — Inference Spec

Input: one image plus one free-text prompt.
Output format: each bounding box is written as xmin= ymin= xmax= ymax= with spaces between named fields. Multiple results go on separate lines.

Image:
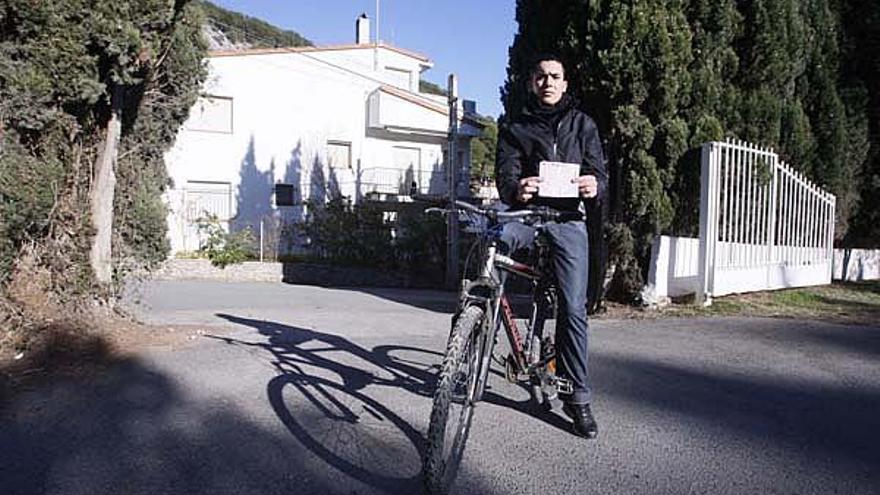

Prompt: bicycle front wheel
xmin=423 ymin=305 xmax=485 ymax=495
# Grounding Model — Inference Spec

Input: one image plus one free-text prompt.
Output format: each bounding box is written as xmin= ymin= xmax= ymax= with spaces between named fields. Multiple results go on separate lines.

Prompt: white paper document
xmin=538 ymin=161 xmax=580 ymax=198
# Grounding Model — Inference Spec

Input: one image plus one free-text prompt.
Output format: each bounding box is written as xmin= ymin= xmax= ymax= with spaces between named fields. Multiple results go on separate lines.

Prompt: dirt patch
xmin=0 ymin=311 xmax=218 ymax=402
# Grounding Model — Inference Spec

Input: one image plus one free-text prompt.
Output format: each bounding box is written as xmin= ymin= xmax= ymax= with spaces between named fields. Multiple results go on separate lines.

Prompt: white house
xmin=164 ymin=14 xmax=483 ymax=255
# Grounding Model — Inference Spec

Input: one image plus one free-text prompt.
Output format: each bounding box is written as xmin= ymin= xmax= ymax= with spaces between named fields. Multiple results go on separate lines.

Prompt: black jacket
xmin=495 ymin=95 xmax=607 ymax=213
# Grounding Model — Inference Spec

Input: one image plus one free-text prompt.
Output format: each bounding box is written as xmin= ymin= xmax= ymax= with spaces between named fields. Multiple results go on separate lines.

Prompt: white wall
xmin=644 ymin=235 xmax=858 ymax=305
xmin=164 ymin=47 xmax=464 ymax=255
xmin=643 ymin=236 xmax=701 ymax=305
xmin=308 ymin=46 xmax=428 ymax=93
xmin=833 ymin=249 xmax=880 ymax=281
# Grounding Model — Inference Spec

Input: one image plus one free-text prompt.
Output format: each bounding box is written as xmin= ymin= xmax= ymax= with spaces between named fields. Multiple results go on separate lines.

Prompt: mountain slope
xmin=198 ymin=1 xmax=312 ymax=50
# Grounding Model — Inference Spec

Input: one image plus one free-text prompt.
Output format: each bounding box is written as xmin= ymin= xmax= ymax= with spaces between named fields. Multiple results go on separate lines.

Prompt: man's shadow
xmin=212 ymin=313 xmax=574 ymax=494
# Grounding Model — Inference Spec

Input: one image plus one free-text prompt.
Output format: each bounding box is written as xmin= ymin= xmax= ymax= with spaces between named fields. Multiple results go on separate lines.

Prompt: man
xmin=495 ymin=53 xmax=607 ymax=439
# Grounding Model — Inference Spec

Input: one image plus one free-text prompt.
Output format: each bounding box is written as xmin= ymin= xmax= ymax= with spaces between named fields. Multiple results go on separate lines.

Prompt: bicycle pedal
xmin=555 ymin=376 xmax=574 ymax=395
xmin=542 ymin=381 xmax=558 ymax=401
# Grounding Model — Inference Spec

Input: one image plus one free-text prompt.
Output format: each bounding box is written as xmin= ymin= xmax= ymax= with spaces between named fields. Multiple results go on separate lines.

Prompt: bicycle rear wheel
xmin=423 ymin=305 xmax=485 ymax=495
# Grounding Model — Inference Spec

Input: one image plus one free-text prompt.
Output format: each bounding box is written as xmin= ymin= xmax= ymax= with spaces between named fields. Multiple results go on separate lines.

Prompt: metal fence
xmin=359 ymin=166 xmax=444 ymax=196
xmin=698 ymin=139 xmax=836 ymax=303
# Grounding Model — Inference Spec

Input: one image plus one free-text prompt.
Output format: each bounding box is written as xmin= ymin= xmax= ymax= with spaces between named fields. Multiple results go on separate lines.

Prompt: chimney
xmin=356 ymin=13 xmax=370 ymax=45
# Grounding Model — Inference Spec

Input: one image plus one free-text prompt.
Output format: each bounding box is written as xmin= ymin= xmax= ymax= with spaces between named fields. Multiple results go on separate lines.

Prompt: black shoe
xmin=562 ymin=402 xmax=598 ymax=439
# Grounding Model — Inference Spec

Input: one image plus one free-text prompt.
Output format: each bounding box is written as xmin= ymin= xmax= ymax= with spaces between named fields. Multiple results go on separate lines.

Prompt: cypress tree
xmin=505 ymin=0 xmax=875 ymax=302
xmin=839 ymin=0 xmax=880 ymax=247
xmin=504 ymin=0 xmax=696 ymax=299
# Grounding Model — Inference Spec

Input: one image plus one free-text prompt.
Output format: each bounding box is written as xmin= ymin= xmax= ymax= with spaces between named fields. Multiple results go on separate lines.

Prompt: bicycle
xmin=422 ymin=200 xmax=583 ymax=495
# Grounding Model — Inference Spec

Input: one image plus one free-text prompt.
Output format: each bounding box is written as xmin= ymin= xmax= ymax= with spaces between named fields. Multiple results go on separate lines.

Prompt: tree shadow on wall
xmin=232 ymin=138 xmax=349 ymax=260
xmin=428 ymin=156 xmax=446 ymax=195
xmin=272 ymin=140 xmax=343 ymax=258
xmin=233 ymin=136 xmax=275 ymax=242
xmin=277 ymin=141 xmax=304 ymax=257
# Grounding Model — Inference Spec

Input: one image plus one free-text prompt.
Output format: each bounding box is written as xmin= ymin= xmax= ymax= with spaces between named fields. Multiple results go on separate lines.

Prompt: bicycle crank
xmin=504 ymin=354 xmax=519 ymax=383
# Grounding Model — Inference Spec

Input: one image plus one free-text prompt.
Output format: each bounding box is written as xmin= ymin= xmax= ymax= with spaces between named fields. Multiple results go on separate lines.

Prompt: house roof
xmin=379 ymin=85 xmax=485 ymax=129
xmin=209 ymin=42 xmax=432 ymax=66
xmin=379 ymin=85 xmax=447 ymax=114
xmin=208 ymin=43 xmax=483 ymax=131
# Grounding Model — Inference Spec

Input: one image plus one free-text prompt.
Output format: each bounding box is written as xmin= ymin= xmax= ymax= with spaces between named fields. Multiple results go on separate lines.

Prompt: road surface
xmin=2 ymin=280 xmax=878 ymax=494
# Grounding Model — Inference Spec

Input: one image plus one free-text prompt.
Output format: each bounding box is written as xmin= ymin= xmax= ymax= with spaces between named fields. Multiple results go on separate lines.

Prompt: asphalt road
xmin=2 ymin=280 xmax=879 ymax=495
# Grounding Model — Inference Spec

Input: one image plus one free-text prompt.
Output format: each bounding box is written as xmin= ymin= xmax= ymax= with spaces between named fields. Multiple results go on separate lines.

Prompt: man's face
xmin=530 ymin=60 xmax=567 ymax=106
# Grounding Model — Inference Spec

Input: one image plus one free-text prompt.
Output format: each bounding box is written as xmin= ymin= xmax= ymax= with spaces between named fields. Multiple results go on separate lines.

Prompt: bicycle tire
xmin=423 ymin=305 xmax=485 ymax=495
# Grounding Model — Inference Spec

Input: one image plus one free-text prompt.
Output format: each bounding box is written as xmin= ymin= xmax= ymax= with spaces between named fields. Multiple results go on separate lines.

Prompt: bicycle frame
xmin=456 ymin=231 xmax=549 ymax=403
xmin=423 ymin=201 xmax=579 ymax=495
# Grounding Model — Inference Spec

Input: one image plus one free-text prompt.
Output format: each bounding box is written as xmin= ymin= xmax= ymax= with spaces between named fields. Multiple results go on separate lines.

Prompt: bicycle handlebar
xmin=425 ymin=199 xmax=584 ymax=224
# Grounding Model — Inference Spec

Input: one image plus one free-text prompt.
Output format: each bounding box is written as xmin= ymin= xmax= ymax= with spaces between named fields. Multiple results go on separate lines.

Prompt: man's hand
xmin=517 ymin=176 xmax=542 ymax=203
xmin=574 ymin=175 xmax=598 ymax=199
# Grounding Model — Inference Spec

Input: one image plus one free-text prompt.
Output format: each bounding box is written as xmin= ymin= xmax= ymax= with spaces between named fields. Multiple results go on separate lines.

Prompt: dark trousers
xmin=500 ymin=220 xmax=591 ymax=404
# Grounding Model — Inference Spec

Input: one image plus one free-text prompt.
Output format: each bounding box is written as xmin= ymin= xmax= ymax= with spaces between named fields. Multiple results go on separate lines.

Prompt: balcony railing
xmin=359 ymin=167 xmax=446 ymax=196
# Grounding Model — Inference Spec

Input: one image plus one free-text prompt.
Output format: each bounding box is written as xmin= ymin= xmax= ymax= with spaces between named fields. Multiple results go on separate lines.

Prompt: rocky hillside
xmin=198 ymin=1 xmax=312 ymax=50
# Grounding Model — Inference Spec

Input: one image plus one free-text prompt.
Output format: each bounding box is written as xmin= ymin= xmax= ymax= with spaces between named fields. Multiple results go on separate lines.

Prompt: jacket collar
xmin=522 ymin=93 xmax=576 ymax=125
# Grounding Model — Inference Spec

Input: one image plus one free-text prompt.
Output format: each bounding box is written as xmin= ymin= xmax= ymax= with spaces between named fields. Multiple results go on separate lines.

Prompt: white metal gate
xmin=698 ymin=139 xmax=836 ymax=303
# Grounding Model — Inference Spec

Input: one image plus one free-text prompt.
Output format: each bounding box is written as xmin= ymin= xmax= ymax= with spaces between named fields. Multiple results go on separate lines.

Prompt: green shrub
xmin=304 ymin=197 xmax=395 ymax=267
xmin=196 ymin=214 xmax=255 ymax=268
xmin=296 ymin=198 xmax=457 ymax=285
xmin=605 ymin=223 xmax=643 ymax=304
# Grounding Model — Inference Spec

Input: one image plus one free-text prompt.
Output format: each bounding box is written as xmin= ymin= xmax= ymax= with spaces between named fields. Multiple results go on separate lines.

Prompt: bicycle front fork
xmin=473 ymin=300 xmax=503 ymax=402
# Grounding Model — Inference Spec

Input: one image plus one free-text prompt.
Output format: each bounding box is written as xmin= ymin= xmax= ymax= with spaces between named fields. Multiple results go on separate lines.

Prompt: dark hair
xmin=529 ymin=51 xmax=567 ymax=77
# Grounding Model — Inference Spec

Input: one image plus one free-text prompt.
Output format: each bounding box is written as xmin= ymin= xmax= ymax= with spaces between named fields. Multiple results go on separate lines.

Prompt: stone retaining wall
xmin=152 ymin=259 xmax=440 ymax=288
xmin=152 ymin=259 xmax=283 ymax=282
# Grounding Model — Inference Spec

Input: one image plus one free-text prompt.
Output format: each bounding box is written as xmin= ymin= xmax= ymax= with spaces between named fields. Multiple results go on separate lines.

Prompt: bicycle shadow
xmin=212 ymin=313 xmax=443 ymax=494
xmin=479 ymin=372 xmax=576 ymax=434
xmin=210 ymin=314 xmax=576 ymax=493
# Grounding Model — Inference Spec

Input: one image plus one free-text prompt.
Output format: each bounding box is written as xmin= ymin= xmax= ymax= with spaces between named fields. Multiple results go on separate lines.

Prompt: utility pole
xmin=446 ymin=74 xmax=460 ymax=290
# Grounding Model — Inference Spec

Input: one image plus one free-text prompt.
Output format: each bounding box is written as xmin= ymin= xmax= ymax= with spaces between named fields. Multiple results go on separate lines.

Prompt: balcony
xmin=359 ymin=166 xmax=446 ymax=199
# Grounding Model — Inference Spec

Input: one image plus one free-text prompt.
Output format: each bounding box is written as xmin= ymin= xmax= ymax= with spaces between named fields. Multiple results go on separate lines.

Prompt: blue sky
xmin=209 ymin=0 xmax=517 ymax=118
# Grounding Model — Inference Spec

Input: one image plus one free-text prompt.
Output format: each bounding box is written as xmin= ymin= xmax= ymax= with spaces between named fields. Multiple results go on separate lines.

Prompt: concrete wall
xmin=645 ymin=236 xmax=880 ymax=305
xmin=643 ymin=236 xmax=701 ymax=305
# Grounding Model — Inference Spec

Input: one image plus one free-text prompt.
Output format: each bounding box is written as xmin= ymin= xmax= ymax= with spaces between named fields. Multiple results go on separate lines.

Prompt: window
xmin=394 ymin=146 xmax=421 ymax=194
xmin=186 ymin=95 xmax=233 ymax=134
xmin=327 ymin=141 xmax=352 ymax=170
xmin=275 ymin=183 xmax=296 ymax=206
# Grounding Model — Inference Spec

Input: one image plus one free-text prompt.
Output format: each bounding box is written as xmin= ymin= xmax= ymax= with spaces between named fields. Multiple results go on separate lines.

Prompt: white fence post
xmin=697 ymin=143 xmax=717 ymax=305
